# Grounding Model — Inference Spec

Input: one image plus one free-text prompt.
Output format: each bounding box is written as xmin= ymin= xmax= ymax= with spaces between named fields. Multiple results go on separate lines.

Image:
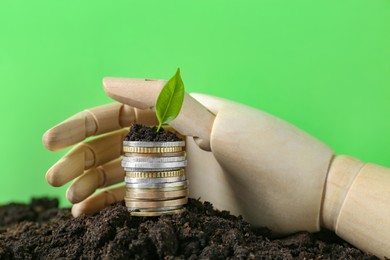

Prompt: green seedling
xmin=155 ymin=68 xmax=185 ymax=132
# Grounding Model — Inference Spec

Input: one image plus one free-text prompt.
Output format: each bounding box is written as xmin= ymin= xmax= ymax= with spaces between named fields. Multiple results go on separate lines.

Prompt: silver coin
xmin=124 ymin=167 xmax=182 ymax=172
xmin=127 ymin=205 xmax=183 ymax=212
xmin=121 ymin=160 xmax=187 ymax=169
xmin=122 ymin=156 xmax=186 ymax=163
xmin=125 ymin=176 xmax=186 ymax=184
xmin=125 ymin=180 xmax=189 ymax=189
xmin=123 ymin=141 xmax=185 ymax=148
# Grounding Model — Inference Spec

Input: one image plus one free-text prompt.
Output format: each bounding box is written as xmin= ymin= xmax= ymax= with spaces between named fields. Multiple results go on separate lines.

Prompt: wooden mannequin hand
xmin=42 ymin=77 xmax=333 ymax=230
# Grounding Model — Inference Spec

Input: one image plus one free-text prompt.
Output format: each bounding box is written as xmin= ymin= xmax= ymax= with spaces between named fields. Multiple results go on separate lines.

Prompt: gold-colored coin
xmin=130 ymin=208 xmax=186 ymax=217
xmin=124 ymin=151 xmax=186 ymax=157
xmin=125 ymin=197 xmax=188 ymax=209
xmin=126 ymin=189 xmax=188 ymax=200
xmin=126 ymin=186 xmax=187 ymax=192
xmin=125 ymin=169 xmax=185 ymax=178
xmin=123 ymin=146 xmax=183 ymax=153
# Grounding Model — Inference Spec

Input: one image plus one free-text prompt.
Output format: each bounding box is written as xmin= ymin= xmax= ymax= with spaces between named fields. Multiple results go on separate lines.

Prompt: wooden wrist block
xmin=322 ymin=155 xmax=390 ymax=259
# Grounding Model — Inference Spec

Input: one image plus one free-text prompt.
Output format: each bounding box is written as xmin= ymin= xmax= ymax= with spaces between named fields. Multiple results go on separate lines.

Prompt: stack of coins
xmin=122 ymin=139 xmax=188 ymax=216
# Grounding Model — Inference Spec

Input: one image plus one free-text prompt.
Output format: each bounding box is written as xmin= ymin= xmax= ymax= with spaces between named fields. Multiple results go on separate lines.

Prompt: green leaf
xmin=155 ymin=68 xmax=185 ymax=132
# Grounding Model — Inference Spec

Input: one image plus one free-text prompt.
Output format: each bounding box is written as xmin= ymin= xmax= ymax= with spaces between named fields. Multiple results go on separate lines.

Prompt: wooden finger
xmin=43 ymin=102 xmax=158 ymax=151
xmin=103 ymin=78 xmax=215 ymax=151
xmin=66 ymin=158 xmax=124 ymax=204
xmin=71 ymin=185 xmax=126 ymax=217
xmin=46 ymin=129 xmax=126 ymax=187
xmin=190 ymin=93 xmax=226 ymax=115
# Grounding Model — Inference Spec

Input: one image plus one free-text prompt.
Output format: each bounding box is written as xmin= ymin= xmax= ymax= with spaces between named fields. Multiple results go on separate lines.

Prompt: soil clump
xmin=0 ymin=198 xmax=377 ymax=259
xmin=124 ymin=124 xmax=182 ymax=142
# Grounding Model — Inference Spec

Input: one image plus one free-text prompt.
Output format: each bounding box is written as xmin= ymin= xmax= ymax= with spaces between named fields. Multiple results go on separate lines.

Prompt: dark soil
xmin=124 ymin=124 xmax=182 ymax=142
xmin=0 ymin=198 xmax=377 ymax=259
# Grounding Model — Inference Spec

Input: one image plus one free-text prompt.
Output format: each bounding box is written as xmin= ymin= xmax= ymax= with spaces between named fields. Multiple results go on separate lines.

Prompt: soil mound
xmin=0 ymin=198 xmax=376 ymax=259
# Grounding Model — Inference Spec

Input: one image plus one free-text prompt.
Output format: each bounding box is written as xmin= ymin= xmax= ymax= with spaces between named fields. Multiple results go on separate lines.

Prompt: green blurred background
xmin=0 ymin=0 xmax=389 ymax=207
